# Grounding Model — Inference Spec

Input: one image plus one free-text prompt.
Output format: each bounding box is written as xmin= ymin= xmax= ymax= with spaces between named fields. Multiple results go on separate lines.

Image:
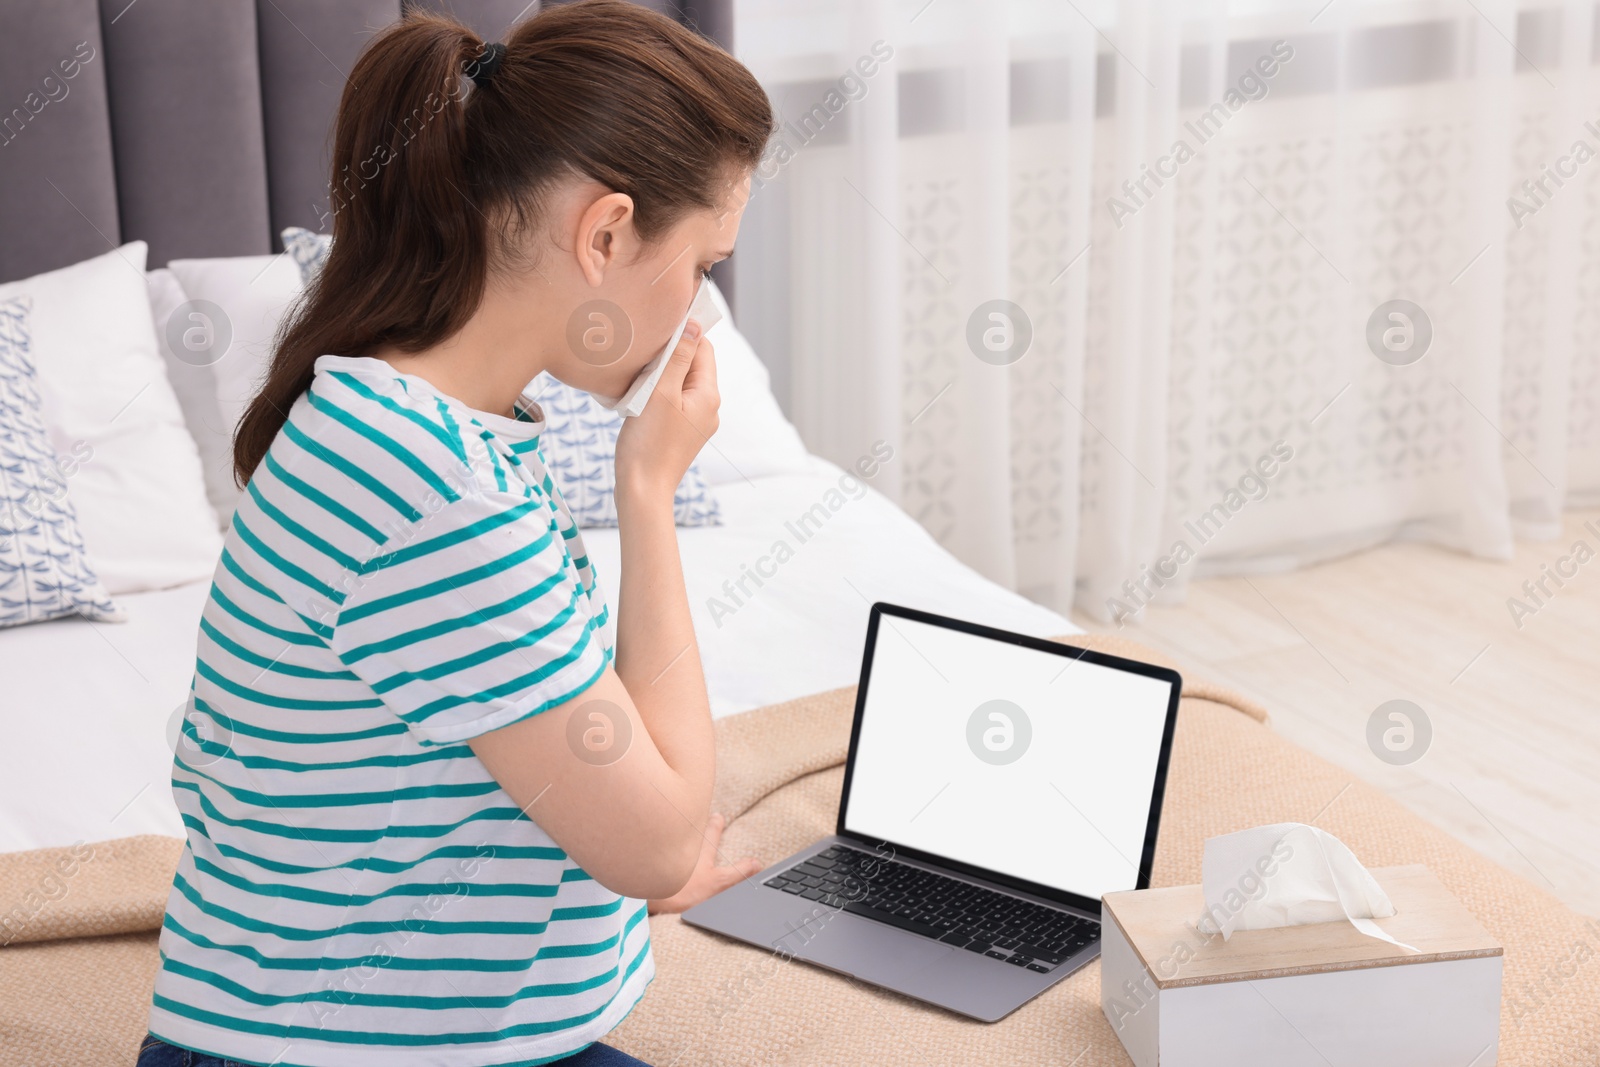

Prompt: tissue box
xmin=1100 ymin=865 xmax=1503 ymax=1067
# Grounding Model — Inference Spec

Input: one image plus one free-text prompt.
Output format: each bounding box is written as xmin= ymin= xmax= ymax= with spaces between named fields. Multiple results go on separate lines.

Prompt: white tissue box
xmin=1100 ymin=865 xmax=1503 ymax=1067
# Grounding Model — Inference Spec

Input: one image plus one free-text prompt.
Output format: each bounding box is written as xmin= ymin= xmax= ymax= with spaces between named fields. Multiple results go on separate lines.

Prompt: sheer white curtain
xmin=729 ymin=0 xmax=1600 ymax=623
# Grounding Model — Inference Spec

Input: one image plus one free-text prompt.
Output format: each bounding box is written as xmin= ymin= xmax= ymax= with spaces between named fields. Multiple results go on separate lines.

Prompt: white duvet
xmin=0 ymin=457 xmax=1073 ymax=854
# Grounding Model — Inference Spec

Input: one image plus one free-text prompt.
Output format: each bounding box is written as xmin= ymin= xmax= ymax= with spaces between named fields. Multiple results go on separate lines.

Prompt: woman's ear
xmin=576 ymin=191 xmax=638 ymax=288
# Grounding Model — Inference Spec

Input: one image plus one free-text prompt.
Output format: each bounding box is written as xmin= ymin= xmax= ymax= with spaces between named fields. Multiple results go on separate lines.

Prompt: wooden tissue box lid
xmin=1102 ymin=864 xmax=1502 ymax=989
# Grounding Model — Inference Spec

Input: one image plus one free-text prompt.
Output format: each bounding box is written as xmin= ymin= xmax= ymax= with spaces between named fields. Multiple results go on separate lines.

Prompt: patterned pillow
xmin=0 ymin=297 xmax=124 ymax=627
xmin=528 ymin=373 xmax=719 ymax=527
xmin=281 ymin=227 xmax=720 ymax=528
xmin=280 ymin=226 xmax=330 ymax=284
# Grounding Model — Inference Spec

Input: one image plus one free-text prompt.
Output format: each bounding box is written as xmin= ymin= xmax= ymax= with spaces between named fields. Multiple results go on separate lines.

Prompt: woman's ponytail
xmin=325 ymin=15 xmax=487 ymax=340
xmin=232 ymin=0 xmax=773 ymax=488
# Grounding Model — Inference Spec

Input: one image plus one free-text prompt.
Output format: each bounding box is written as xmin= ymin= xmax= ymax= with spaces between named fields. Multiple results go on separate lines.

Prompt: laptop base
xmin=681 ymin=835 xmax=1100 ymax=1023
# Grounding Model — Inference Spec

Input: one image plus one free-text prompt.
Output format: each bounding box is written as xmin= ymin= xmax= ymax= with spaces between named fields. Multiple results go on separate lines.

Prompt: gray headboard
xmin=0 ymin=0 xmax=732 ymax=281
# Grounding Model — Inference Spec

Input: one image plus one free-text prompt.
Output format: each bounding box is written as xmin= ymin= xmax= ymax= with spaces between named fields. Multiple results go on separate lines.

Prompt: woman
xmin=140 ymin=3 xmax=774 ymax=1064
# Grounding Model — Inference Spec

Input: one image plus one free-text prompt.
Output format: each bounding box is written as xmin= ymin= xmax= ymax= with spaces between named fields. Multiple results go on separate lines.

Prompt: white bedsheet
xmin=0 ymin=457 xmax=1074 ymax=853
xmin=3 ymin=580 xmax=210 ymax=853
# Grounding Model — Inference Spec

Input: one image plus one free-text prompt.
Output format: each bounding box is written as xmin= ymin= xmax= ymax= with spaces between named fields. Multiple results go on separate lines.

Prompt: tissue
xmin=598 ymin=277 xmax=723 ymax=418
xmin=1201 ymin=822 xmax=1414 ymax=950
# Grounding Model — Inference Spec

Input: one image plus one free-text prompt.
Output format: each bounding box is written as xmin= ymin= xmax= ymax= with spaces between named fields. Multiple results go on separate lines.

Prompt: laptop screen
xmin=840 ymin=612 xmax=1176 ymax=904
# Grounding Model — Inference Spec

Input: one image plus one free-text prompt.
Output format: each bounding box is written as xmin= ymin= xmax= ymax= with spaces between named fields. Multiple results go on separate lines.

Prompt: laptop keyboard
xmin=763 ymin=845 xmax=1098 ymax=972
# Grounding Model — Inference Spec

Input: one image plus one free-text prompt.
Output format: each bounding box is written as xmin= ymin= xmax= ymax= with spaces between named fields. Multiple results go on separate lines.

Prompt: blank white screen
xmin=843 ymin=617 xmax=1173 ymax=902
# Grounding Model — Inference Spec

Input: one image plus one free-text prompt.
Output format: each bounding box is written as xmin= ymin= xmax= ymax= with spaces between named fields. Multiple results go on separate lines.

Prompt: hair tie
xmin=466 ymin=42 xmax=506 ymax=89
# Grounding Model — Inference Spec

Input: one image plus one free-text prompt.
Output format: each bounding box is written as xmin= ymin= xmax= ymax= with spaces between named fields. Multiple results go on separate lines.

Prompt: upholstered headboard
xmin=0 ymin=0 xmax=732 ymax=282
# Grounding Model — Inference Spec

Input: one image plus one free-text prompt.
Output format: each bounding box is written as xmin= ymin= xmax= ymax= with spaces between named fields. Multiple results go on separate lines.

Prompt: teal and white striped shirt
xmin=149 ymin=356 xmax=651 ymax=1067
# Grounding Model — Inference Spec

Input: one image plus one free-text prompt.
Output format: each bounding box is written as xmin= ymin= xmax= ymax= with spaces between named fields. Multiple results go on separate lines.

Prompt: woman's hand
xmin=614 ymin=320 xmax=719 ymax=508
xmin=647 ymin=813 xmax=762 ymax=914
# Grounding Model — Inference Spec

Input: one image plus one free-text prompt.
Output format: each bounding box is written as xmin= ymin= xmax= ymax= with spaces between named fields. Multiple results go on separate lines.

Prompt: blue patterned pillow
xmin=281 ymin=226 xmax=330 ymax=284
xmin=527 ymin=373 xmax=719 ymax=527
xmin=281 ymin=227 xmax=720 ymax=528
xmin=0 ymin=297 xmax=123 ymax=626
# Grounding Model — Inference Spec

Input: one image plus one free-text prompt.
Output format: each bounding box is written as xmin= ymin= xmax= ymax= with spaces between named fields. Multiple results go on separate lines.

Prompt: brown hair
xmin=233 ymin=0 xmax=773 ymax=485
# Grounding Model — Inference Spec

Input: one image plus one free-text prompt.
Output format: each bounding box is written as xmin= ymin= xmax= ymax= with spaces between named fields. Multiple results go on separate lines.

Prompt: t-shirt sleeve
xmin=329 ymin=486 xmax=610 ymax=745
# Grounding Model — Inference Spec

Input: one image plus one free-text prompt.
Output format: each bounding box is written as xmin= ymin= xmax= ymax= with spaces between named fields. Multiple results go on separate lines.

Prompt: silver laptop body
xmin=683 ymin=602 xmax=1182 ymax=1022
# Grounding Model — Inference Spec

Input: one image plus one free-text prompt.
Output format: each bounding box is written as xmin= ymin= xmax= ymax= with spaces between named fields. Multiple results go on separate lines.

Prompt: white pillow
xmin=0 ymin=243 xmax=222 ymax=594
xmin=146 ymin=268 xmax=227 ymax=520
xmin=160 ymin=253 xmax=304 ymax=525
xmin=687 ymin=280 xmax=809 ymax=486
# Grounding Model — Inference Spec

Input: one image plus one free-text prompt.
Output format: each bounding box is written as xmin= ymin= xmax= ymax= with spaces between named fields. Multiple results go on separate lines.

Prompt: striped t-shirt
xmin=148 ymin=355 xmax=652 ymax=1067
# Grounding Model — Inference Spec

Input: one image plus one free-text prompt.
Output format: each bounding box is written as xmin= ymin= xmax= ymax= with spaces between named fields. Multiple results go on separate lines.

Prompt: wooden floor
xmin=1070 ymin=507 xmax=1600 ymax=919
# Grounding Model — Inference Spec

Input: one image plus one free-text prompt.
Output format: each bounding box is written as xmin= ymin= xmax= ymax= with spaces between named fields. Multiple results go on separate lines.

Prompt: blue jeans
xmin=136 ymin=1035 xmax=650 ymax=1066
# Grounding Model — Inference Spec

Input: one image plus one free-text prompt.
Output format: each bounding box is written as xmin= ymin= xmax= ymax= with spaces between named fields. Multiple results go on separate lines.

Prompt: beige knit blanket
xmin=3 ymin=635 xmax=1596 ymax=1065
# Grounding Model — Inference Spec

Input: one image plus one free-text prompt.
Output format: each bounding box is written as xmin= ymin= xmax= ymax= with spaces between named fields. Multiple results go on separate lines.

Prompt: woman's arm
xmin=610 ymin=416 xmax=715 ymax=821
xmin=471 ymin=322 xmax=755 ymax=903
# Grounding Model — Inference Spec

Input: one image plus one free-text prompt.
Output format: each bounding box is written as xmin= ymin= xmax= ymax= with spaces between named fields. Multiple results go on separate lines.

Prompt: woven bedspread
xmin=3 ymin=635 xmax=1596 ymax=1065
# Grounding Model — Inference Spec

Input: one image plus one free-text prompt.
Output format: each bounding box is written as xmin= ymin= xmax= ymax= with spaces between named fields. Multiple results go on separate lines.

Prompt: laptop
xmin=682 ymin=602 xmax=1182 ymax=1022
